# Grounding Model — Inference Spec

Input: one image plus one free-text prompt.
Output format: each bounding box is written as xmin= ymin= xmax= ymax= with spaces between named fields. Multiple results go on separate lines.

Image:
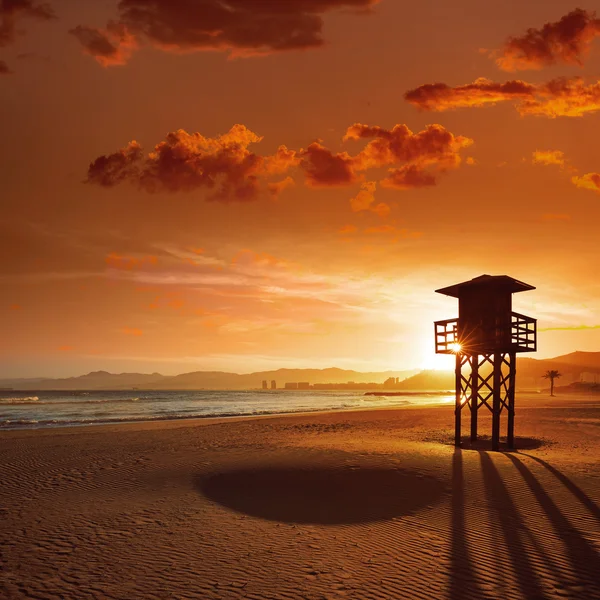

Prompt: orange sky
xmin=1 ymin=1 xmax=600 ymax=377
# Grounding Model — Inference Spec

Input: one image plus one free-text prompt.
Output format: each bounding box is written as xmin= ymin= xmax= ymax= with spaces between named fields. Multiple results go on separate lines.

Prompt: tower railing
xmin=434 ymin=312 xmax=537 ymax=354
xmin=511 ymin=311 xmax=537 ymax=352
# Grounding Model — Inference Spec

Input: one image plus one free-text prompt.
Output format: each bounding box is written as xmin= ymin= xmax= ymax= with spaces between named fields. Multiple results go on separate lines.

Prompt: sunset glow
xmin=2 ymin=1 xmax=600 ymax=378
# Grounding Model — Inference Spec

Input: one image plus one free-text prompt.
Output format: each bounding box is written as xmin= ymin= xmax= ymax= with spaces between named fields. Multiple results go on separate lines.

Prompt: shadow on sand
xmin=453 ymin=435 xmax=548 ymax=452
xmin=198 ymin=466 xmax=446 ymax=525
xmin=451 ymin=448 xmax=600 ymax=600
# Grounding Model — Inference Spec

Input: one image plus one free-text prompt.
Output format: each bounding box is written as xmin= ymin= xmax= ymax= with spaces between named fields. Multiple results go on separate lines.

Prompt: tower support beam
xmin=470 ymin=356 xmax=478 ymax=442
xmin=454 ymin=352 xmax=516 ymax=451
xmin=455 ymin=353 xmax=462 ymax=447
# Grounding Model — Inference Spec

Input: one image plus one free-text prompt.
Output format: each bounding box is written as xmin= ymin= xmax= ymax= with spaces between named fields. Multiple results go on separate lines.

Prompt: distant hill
xmin=389 ymin=352 xmax=600 ymax=391
xmin=0 ymin=368 xmax=418 ymax=391
xmin=395 ymin=370 xmax=454 ymax=391
xmin=538 ymin=351 xmax=600 ymax=369
xmin=2 ymin=352 xmax=598 ymax=391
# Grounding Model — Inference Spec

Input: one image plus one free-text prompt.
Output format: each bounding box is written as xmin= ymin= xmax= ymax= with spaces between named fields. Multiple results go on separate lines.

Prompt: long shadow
xmin=505 ymin=454 xmax=600 ymax=592
xmin=449 ymin=450 xmax=485 ymax=600
xmin=456 ymin=435 xmax=547 ymax=452
xmin=197 ymin=466 xmax=446 ymax=524
xmin=520 ymin=453 xmax=600 ymax=523
xmin=479 ymin=452 xmax=549 ymax=600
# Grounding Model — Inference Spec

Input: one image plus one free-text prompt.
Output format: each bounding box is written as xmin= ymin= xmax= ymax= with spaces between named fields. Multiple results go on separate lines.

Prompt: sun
xmin=421 ymin=352 xmax=455 ymax=371
xmin=449 ymin=342 xmax=462 ymax=353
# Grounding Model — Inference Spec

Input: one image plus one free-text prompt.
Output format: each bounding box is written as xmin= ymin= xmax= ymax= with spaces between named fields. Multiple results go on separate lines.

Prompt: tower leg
xmin=455 ymin=353 xmax=462 ymax=447
xmin=492 ymin=352 xmax=501 ymax=451
xmin=470 ymin=355 xmax=479 ymax=442
xmin=507 ymin=352 xmax=516 ymax=449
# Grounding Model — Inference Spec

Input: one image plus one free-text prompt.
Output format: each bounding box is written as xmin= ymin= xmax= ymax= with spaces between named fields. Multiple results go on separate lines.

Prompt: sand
xmin=1 ymin=395 xmax=600 ymax=599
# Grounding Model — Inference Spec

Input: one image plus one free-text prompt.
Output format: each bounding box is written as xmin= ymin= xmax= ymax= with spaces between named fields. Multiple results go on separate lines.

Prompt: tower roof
xmin=435 ymin=274 xmax=535 ymax=298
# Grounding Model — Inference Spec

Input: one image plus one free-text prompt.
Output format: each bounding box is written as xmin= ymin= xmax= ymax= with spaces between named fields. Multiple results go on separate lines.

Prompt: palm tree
xmin=543 ymin=370 xmax=562 ymax=396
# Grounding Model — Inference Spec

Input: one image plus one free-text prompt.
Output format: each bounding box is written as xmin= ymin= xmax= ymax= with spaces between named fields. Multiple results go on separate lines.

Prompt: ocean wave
xmin=0 ymin=397 xmax=143 ymax=407
xmin=0 ymin=396 xmax=39 ymax=404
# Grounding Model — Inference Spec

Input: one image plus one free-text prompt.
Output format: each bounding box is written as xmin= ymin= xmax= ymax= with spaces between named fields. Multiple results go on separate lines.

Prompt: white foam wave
xmin=0 ymin=396 xmax=39 ymax=404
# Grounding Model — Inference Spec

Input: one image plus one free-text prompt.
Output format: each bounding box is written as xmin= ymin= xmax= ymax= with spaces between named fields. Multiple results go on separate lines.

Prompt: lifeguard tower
xmin=434 ymin=275 xmax=537 ymax=450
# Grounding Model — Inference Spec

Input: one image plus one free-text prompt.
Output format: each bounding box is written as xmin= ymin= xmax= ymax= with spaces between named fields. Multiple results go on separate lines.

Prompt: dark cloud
xmin=69 ymin=22 xmax=137 ymax=67
xmin=299 ymin=143 xmax=360 ymax=187
xmin=87 ymin=141 xmax=144 ymax=188
xmin=0 ymin=0 xmax=55 ymax=47
xmin=346 ymin=122 xmax=473 ymax=170
xmin=380 ymin=164 xmax=437 ymax=190
xmin=0 ymin=58 xmax=11 ymax=73
xmin=87 ymin=125 xmax=299 ymax=201
xmin=72 ymin=0 xmax=380 ymax=66
xmin=88 ymin=121 xmax=472 ymax=199
xmin=405 ymin=76 xmax=600 ymax=118
xmin=495 ymin=9 xmax=600 ymax=71
xmin=404 ymin=78 xmax=536 ymax=111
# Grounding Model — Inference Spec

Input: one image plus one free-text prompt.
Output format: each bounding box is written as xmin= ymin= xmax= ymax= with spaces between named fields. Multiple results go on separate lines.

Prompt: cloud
xmin=494 ymin=9 xmax=600 ymax=72
xmin=404 ymin=78 xmax=536 ymax=111
xmin=405 ymin=76 xmax=600 ymax=118
xmin=338 ymin=224 xmax=358 ymax=234
xmin=0 ymin=59 xmax=11 ymax=74
xmin=346 ymin=122 xmax=472 ymax=169
xmin=69 ymin=22 xmax=138 ymax=67
xmin=72 ymin=0 xmax=380 ymax=66
xmin=87 ymin=125 xmax=298 ymax=201
xmin=350 ymin=180 xmax=376 ymax=211
xmin=539 ymin=324 xmax=600 ymax=332
xmin=380 ymin=164 xmax=437 ymax=190
xmin=88 ymin=141 xmax=143 ymax=187
xmin=89 ymin=122 xmax=471 ymax=199
xmin=371 ymin=201 xmax=390 ymax=217
xmin=105 ymin=253 xmax=158 ymax=270
xmin=300 ymin=142 xmax=360 ymax=187
xmin=519 ymin=77 xmax=600 ymax=117
xmin=0 ymin=0 xmax=55 ymax=48
xmin=572 ymin=172 xmax=600 ymax=193
xmin=532 ymin=150 xmax=565 ymax=167
xmin=267 ymin=176 xmax=295 ymax=197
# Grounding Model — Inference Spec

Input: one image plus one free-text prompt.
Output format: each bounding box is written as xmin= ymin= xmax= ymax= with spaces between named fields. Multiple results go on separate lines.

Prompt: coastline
xmin=2 ymin=398 xmax=599 ymax=599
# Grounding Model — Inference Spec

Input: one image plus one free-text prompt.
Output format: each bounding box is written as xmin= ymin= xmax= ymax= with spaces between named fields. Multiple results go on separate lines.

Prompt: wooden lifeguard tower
xmin=434 ymin=275 xmax=537 ymax=451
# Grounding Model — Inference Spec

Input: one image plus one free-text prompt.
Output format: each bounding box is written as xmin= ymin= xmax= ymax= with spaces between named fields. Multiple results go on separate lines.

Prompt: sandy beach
xmin=1 ymin=396 xmax=599 ymax=600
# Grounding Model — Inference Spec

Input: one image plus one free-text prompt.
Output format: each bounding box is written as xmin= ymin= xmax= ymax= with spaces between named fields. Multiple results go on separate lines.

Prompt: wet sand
xmin=1 ymin=396 xmax=599 ymax=599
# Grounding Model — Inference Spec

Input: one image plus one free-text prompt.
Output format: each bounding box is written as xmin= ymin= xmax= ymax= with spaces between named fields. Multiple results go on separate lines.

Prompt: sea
xmin=0 ymin=389 xmax=454 ymax=430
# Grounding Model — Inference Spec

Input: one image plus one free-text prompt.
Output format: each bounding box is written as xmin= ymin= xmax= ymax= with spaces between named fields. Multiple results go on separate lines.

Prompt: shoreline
xmin=3 ymin=392 xmax=599 ymax=437
xmin=0 ymin=399 xmax=454 ymax=436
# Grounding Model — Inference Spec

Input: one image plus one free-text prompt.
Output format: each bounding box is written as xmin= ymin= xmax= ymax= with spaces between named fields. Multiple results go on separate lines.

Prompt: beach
xmin=1 ymin=396 xmax=599 ymax=600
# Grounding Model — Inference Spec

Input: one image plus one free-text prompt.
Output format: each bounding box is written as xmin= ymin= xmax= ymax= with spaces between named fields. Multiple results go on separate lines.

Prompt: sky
xmin=1 ymin=0 xmax=600 ymax=378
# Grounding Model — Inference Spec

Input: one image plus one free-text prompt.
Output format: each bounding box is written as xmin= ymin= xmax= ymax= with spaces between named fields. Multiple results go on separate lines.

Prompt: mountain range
xmin=1 ymin=352 xmax=599 ymax=391
xmin=395 ymin=351 xmax=600 ymax=390
xmin=0 ymin=367 xmax=419 ymax=391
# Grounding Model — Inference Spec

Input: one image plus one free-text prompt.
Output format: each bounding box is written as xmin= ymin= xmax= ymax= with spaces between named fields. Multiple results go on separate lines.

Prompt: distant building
xmin=270 ymin=380 xmax=276 ymax=389
xmin=297 ymin=382 xmax=310 ymax=390
xmin=581 ymin=372 xmax=600 ymax=383
xmin=384 ymin=377 xmax=396 ymax=388
xmin=284 ymin=382 xmax=298 ymax=389
xmin=261 ymin=380 xmax=268 ymax=390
